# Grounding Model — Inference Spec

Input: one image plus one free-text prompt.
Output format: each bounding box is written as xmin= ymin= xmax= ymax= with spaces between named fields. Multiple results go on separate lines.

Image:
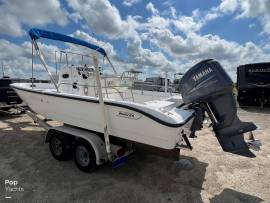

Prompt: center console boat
xmin=11 ymin=28 xmax=260 ymax=171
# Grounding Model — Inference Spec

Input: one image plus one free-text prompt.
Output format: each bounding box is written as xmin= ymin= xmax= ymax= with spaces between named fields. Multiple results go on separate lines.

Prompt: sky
xmin=0 ymin=0 xmax=270 ymax=81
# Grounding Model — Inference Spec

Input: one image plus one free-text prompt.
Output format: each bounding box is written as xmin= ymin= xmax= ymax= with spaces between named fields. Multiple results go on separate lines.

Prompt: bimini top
xmin=29 ymin=28 xmax=107 ymax=57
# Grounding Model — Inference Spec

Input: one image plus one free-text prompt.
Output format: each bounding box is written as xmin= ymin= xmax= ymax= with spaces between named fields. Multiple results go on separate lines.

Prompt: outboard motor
xmin=180 ymin=59 xmax=257 ymax=154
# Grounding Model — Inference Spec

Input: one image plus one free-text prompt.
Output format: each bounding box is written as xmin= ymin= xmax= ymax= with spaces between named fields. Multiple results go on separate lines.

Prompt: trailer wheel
xmin=73 ymin=139 xmax=96 ymax=172
xmin=49 ymin=133 xmax=72 ymax=161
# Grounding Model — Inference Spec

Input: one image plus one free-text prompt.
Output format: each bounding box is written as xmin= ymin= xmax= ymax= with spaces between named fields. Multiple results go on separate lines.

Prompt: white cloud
xmin=1 ymin=0 xmax=270 ymax=81
xmin=203 ymin=0 xmax=238 ymax=22
xmin=70 ymin=30 xmax=140 ymax=73
xmin=200 ymin=0 xmax=270 ymax=35
xmin=0 ymin=40 xmax=27 ymax=60
xmin=171 ymin=0 xmax=238 ymax=34
xmin=45 ymin=0 xmax=270 ymax=81
xmin=219 ymin=0 xmax=239 ymax=13
xmin=127 ymin=38 xmax=169 ymax=67
xmin=67 ymin=0 xmax=174 ymax=71
xmin=21 ymin=41 xmax=61 ymax=64
xmin=236 ymin=0 xmax=269 ymax=18
xmin=168 ymin=0 xmax=239 ymax=35
xmin=263 ymin=43 xmax=270 ymax=51
xmin=163 ymin=0 xmax=174 ymax=7
xmin=0 ymin=13 xmax=24 ymax=36
xmin=0 ymin=40 xmax=59 ymax=79
xmin=146 ymin=2 xmax=159 ymax=16
xmin=173 ymin=16 xmax=203 ymax=34
xmin=142 ymin=21 xmax=270 ymax=81
xmin=66 ymin=12 xmax=83 ymax=24
xmin=122 ymin=0 xmax=141 ymax=7
xmin=74 ymin=28 xmax=173 ymax=71
xmin=67 ymin=0 xmax=139 ymax=40
xmin=170 ymin=7 xmax=177 ymax=19
xmin=142 ymin=16 xmax=170 ymax=30
xmin=236 ymin=0 xmax=270 ymax=34
xmin=2 ymin=57 xmax=52 ymax=79
xmin=248 ymin=23 xmax=256 ymax=29
xmin=72 ymin=30 xmax=116 ymax=56
xmin=0 ymin=0 xmax=68 ymax=36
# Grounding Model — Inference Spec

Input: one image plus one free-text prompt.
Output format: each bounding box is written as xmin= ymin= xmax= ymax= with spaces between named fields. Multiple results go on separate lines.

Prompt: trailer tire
xmin=73 ymin=139 xmax=97 ymax=172
xmin=49 ymin=133 xmax=72 ymax=161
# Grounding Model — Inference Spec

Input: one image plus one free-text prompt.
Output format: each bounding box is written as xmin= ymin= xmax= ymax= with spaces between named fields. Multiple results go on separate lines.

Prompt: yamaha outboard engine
xmin=180 ymin=59 xmax=257 ymax=154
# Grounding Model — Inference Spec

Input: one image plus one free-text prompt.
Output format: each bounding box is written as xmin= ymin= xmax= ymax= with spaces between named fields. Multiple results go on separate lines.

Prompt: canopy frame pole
xmin=81 ymin=55 xmax=83 ymax=67
xmin=1 ymin=62 xmax=4 ymax=77
xmin=54 ymin=51 xmax=58 ymax=75
xmin=165 ymin=71 xmax=168 ymax=94
xmin=65 ymin=52 xmax=68 ymax=67
xmin=32 ymin=40 xmax=59 ymax=92
xmin=105 ymin=55 xmax=117 ymax=75
xmin=31 ymin=40 xmax=34 ymax=88
xmin=59 ymin=52 xmax=62 ymax=71
xmin=93 ymin=55 xmax=113 ymax=162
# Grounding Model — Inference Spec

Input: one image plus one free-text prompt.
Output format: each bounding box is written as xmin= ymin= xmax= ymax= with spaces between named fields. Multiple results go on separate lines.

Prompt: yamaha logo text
xmin=192 ymin=67 xmax=213 ymax=82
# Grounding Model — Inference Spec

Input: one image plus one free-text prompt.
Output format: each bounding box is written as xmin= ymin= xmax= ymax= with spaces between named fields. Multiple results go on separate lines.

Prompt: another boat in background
xmin=0 ymin=64 xmax=49 ymax=112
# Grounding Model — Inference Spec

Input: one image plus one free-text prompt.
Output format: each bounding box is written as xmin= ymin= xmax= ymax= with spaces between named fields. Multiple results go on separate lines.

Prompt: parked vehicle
xmin=237 ymin=62 xmax=270 ymax=108
xmin=0 ymin=76 xmax=23 ymax=111
xmin=0 ymin=75 xmax=49 ymax=112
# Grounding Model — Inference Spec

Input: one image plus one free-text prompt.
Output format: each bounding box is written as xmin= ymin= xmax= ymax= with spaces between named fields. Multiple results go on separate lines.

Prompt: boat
xmin=0 ymin=76 xmax=23 ymax=111
xmin=124 ymin=69 xmax=179 ymax=100
xmin=172 ymin=72 xmax=184 ymax=92
xmin=0 ymin=76 xmax=48 ymax=112
xmin=237 ymin=62 xmax=270 ymax=108
xmin=12 ymin=28 xmax=259 ymax=158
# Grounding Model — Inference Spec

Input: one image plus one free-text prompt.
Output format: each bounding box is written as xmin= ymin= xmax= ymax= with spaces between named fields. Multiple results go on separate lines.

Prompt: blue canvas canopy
xmin=29 ymin=28 xmax=107 ymax=57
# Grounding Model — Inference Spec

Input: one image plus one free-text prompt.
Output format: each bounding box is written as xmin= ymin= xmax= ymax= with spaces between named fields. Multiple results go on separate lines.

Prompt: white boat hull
xmin=12 ymin=83 xmax=194 ymax=150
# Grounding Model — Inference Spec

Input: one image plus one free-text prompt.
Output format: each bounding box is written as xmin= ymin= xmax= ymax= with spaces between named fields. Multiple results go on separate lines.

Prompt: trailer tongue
xmin=180 ymin=59 xmax=259 ymax=156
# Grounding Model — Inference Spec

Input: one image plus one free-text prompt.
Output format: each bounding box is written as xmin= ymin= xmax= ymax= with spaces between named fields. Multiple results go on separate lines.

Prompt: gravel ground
xmin=0 ymin=107 xmax=269 ymax=203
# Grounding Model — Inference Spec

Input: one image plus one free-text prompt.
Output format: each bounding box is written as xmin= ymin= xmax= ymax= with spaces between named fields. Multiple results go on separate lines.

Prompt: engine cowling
xmin=180 ymin=59 xmax=257 ymax=155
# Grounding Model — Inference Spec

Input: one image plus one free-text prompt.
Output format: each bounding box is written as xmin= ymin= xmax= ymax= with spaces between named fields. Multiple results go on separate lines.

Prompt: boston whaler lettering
xmin=11 ymin=29 xmax=261 ymax=172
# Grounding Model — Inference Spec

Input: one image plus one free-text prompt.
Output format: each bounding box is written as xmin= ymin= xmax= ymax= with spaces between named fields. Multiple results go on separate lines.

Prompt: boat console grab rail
xmin=57 ymin=82 xmax=129 ymax=101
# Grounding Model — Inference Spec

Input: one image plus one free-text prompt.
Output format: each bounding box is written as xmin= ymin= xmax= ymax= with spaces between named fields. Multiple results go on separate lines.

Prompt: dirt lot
xmin=0 ymin=107 xmax=270 ymax=203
